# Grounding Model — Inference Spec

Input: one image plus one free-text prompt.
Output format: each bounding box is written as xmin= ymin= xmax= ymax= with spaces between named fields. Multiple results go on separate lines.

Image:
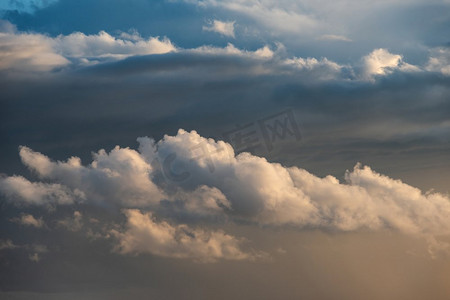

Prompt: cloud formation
xmin=0 ymin=175 xmax=85 ymax=206
xmin=362 ymin=48 xmax=420 ymax=79
xmin=11 ymin=214 xmax=45 ymax=228
xmin=0 ymin=24 xmax=175 ymax=72
xmin=111 ymin=209 xmax=255 ymax=262
xmin=317 ymin=34 xmax=352 ymax=42
xmin=0 ymin=21 xmax=433 ymax=82
xmin=426 ymin=47 xmax=450 ymax=75
xmin=0 ymin=0 xmax=59 ymax=14
xmin=17 ymin=145 xmax=165 ymax=207
xmin=57 ymin=211 xmax=83 ymax=231
xmin=203 ymin=20 xmax=236 ymax=37
xmin=2 ymin=129 xmax=449 ymax=241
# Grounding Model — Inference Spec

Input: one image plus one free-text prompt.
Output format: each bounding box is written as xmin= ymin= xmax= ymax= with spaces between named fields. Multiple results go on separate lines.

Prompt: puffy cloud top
xmin=1 ymin=129 xmax=449 ymax=240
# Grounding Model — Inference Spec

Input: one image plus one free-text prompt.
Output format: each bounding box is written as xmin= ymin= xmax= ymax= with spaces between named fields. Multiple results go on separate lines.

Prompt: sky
xmin=0 ymin=0 xmax=450 ymax=299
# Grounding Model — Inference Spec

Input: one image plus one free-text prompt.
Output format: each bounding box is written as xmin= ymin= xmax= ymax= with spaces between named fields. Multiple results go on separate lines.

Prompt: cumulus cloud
xmin=0 ymin=175 xmax=85 ymax=206
xmin=362 ymin=48 xmax=420 ymax=79
xmin=3 ymin=129 xmax=449 ymax=237
xmin=2 ymin=129 xmax=450 ymax=261
xmin=0 ymin=30 xmax=70 ymax=72
xmin=54 ymin=31 xmax=176 ymax=61
xmin=0 ymin=24 xmax=175 ymax=72
xmin=283 ymin=56 xmax=349 ymax=80
xmin=190 ymin=43 xmax=274 ymax=59
xmin=11 ymin=214 xmax=45 ymax=228
xmin=0 ymin=20 xmax=437 ymax=83
xmin=160 ymin=185 xmax=232 ymax=220
xmin=425 ymin=47 xmax=450 ymax=75
xmin=111 ymin=209 xmax=255 ymax=262
xmin=203 ymin=20 xmax=236 ymax=37
xmin=146 ymin=129 xmax=450 ymax=235
xmin=17 ymin=145 xmax=165 ymax=207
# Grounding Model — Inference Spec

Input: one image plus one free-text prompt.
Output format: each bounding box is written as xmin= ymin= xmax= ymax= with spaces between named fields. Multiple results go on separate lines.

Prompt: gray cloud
xmin=10 ymin=214 xmax=45 ymax=228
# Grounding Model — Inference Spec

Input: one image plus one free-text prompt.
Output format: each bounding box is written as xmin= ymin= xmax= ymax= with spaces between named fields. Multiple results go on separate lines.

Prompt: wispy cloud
xmin=317 ymin=34 xmax=352 ymax=42
xmin=203 ymin=20 xmax=236 ymax=38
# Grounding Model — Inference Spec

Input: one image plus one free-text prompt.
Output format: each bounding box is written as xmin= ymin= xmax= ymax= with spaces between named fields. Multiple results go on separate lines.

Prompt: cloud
xmin=0 ymin=239 xmax=48 ymax=262
xmin=0 ymin=0 xmax=59 ymax=14
xmin=27 ymin=244 xmax=48 ymax=263
xmin=148 ymin=130 xmax=450 ymax=235
xmin=11 ymin=214 xmax=45 ymax=228
xmin=188 ymin=0 xmax=319 ymax=35
xmin=54 ymin=30 xmax=176 ymax=61
xmin=317 ymin=34 xmax=352 ymax=42
xmin=0 ymin=30 xmax=70 ymax=72
xmin=0 ymin=21 xmax=439 ymax=83
xmin=159 ymin=185 xmax=232 ymax=220
xmin=203 ymin=20 xmax=236 ymax=37
xmin=2 ymin=129 xmax=449 ymax=238
xmin=0 ymin=24 xmax=175 ymax=72
xmin=57 ymin=211 xmax=83 ymax=231
xmin=0 ymin=175 xmax=85 ymax=206
xmin=362 ymin=48 xmax=420 ymax=79
xmin=17 ymin=145 xmax=165 ymax=207
xmin=0 ymin=239 xmax=18 ymax=250
xmin=283 ymin=56 xmax=349 ymax=80
xmin=190 ymin=43 xmax=274 ymax=59
xmin=111 ymin=209 xmax=256 ymax=262
xmin=425 ymin=47 xmax=450 ymax=75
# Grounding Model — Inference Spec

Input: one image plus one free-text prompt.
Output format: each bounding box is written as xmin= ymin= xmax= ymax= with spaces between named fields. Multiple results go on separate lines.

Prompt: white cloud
xmin=203 ymin=20 xmax=236 ymax=38
xmin=362 ymin=48 xmax=420 ymax=79
xmin=317 ymin=34 xmax=352 ymax=42
xmin=190 ymin=0 xmax=319 ymax=35
xmin=111 ymin=209 xmax=256 ymax=262
xmin=190 ymin=43 xmax=274 ymax=59
xmin=0 ymin=31 xmax=70 ymax=72
xmin=11 ymin=214 xmax=45 ymax=228
xmin=1 ymin=21 xmax=439 ymax=84
xmin=0 ymin=25 xmax=176 ymax=72
xmin=55 ymin=31 xmax=176 ymax=60
xmin=148 ymin=129 xmax=450 ymax=235
xmin=2 ymin=129 xmax=450 ymax=258
xmin=283 ymin=56 xmax=347 ymax=80
xmin=425 ymin=47 xmax=450 ymax=75
xmin=169 ymin=185 xmax=232 ymax=218
xmin=0 ymin=175 xmax=85 ymax=206
xmin=17 ymin=145 xmax=166 ymax=207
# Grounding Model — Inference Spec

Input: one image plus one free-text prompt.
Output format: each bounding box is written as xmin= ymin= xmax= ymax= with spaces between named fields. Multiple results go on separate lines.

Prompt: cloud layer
xmin=0 ymin=25 xmax=175 ymax=72
xmin=2 ymin=21 xmax=449 ymax=81
xmin=1 ymin=129 xmax=449 ymax=261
